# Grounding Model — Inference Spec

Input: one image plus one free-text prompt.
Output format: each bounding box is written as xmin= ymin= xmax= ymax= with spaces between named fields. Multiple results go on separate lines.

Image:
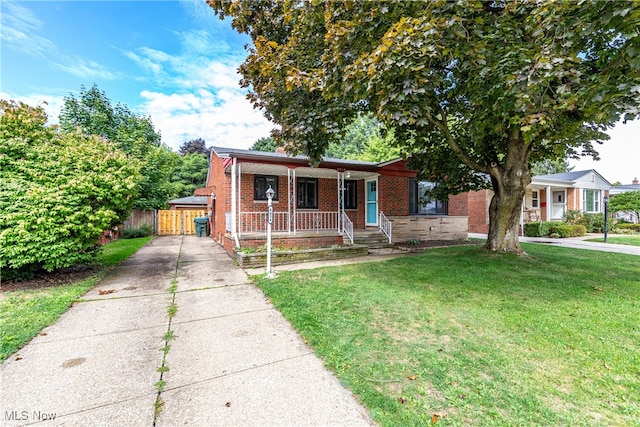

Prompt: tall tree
xmin=179 ymin=138 xmax=209 ymax=156
xmin=531 ymin=159 xmax=574 ymax=176
xmin=170 ymin=153 xmax=209 ymax=198
xmin=211 ymin=1 xmax=640 ymax=253
xmin=609 ymin=191 xmax=640 ymax=222
xmin=60 ymin=84 xmax=174 ymax=210
xmin=250 ymin=136 xmax=278 ymax=152
xmin=0 ymin=100 xmax=140 ymax=277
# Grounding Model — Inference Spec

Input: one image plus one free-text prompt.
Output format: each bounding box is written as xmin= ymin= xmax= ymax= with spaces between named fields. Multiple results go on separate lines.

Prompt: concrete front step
xmin=346 ymin=230 xmax=392 ymax=248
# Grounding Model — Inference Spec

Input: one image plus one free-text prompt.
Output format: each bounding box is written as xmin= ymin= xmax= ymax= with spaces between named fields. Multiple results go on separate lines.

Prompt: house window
xmin=583 ymin=189 xmax=601 ymax=212
xmin=254 ymin=175 xmax=279 ymax=201
xmin=297 ymin=178 xmax=318 ymax=209
xmin=531 ymin=191 xmax=539 ymax=208
xmin=344 ymin=180 xmax=357 ymax=209
xmin=409 ymin=179 xmax=448 ymax=215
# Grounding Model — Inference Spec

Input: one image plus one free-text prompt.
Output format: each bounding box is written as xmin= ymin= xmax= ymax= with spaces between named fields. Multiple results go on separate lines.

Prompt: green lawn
xmin=253 ymin=243 xmax=640 ymax=426
xmin=0 ymin=236 xmax=152 ymax=362
xmin=587 ymin=234 xmax=640 ymax=247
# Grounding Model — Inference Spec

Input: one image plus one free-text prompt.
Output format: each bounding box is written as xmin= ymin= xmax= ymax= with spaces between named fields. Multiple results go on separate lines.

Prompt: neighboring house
xmin=467 ymin=169 xmax=611 ymax=233
xmin=197 ymin=146 xmax=468 ymax=255
xmin=167 ymin=196 xmax=208 ymax=210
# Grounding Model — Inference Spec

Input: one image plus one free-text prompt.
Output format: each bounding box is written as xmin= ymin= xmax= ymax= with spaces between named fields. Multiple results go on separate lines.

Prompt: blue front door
xmin=366 ymin=180 xmax=378 ymax=225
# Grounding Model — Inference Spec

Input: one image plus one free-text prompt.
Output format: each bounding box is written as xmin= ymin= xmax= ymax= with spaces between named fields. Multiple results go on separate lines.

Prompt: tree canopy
xmin=211 ymin=0 xmax=640 ymax=252
xmin=0 ymin=100 xmax=140 ymax=278
xmin=250 ymin=136 xmax=278 ymax=152
xmin=170 ymin=153 xmax=209 ymax=198
xmin=609 ymin=191 xmax=640 ymax=221
xmin=179 ymin=138 xmax=209 ymax=156
xmin=60 ymin=84 xmax=174 ymax=210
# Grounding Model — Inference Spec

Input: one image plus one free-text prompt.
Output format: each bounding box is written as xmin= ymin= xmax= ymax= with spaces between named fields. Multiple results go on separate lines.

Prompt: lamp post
xmin=603 ymin=195 xmax=609 ymax=243
xmin=265 ymin=185 xmax=275 ymax=279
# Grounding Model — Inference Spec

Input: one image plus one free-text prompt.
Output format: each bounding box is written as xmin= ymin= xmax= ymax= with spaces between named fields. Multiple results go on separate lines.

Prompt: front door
xmin=552 ymin=190 xmax=566 ymax=219
xmin=366 ymin=179 xmax=378 ymax=226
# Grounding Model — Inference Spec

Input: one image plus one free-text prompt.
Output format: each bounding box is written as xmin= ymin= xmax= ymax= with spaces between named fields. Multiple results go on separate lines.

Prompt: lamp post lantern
xmin=603 ymin=195 xmax=609 ymax=243
xmin=265 ymin=185 xmax=276 ymax=279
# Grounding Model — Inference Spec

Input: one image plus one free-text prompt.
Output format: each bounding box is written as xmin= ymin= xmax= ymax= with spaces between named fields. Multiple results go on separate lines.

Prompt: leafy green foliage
xmin=170 ymin=153 xmax=209 ymax=198
xmin=609 ymin=191 xmax=640 ymax=220
xmin=564 ymin=210 xmax=612 ymax=233
xmin=211 ymin=0 xmax=640 ymax=252
xmin=250 ymin=136 xmax=278 ymax=152
xmin=531 ymin=158 xmax=574 ymax=176
xmin=549 ymin=224 xmax=587 ymax=238
xmin=523 ymin=221 xmax=553 ymax=237
xmin=122 ymin=225 xmax=154 ymax=239
xmin=59 ymin=84 xmax=173 ymax=210
xmin=0 ymin=100 xmax=140 ymax=277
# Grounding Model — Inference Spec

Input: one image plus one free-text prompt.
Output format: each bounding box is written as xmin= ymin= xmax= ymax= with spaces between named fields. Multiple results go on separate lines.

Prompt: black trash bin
xmin=194 ymin=217 xmax=209 ymax=237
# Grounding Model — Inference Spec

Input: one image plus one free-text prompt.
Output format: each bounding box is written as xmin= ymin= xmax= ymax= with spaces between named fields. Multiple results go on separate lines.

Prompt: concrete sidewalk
xmin=1 ymin=236 xmax=372 ymax=426
xmin=469 ymin=233 xmax=640 ymax=256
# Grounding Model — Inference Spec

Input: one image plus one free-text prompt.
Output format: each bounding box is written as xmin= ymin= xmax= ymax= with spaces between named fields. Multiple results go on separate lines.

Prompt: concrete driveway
xmin=1 ymin=236 xmax=372 ymax=426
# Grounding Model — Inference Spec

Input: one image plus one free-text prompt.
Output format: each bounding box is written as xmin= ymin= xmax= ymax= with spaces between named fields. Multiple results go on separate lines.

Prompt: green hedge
xmin=615 ymin=223 xmax=640 ymax=232
xmin=523 ymin=222 xmax=553 ymax=237
xmin=549 ymin=224 xmax=587 ymax=238
xmin=122 ymin=224 xmax=154 ymax=239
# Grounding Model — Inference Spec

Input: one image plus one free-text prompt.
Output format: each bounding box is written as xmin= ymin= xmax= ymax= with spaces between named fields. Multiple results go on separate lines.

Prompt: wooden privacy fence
xmin=157 ymin=210 xmax=206 ymax=235
xmin=124 ymin=210 xmax=156 ymax=230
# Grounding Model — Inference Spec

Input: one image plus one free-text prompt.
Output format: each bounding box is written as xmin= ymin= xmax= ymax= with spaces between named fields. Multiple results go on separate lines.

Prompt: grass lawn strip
xmin=253 ymin=243 xmax=640 ymax=426
xmin=0 ymin=237 xmax=153 ymax=362
xmin=586 ymin=234 xmax=640 ymax=246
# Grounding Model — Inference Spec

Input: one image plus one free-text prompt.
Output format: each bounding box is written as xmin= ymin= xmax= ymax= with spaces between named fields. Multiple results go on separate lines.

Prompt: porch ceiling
xmin=235 ymin=162 xmax=378 ymax=179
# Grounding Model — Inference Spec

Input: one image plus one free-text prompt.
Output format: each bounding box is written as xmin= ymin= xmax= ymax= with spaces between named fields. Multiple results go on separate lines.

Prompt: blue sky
xmin=1 ymin=0 xmax=638 ymax=183
xmin=1 ymin=0 xmax=273 ymax=151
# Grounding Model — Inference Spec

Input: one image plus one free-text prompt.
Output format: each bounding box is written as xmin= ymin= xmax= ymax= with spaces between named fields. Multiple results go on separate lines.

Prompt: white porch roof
xmin=236 ymin=162 xmax=378 ymax=180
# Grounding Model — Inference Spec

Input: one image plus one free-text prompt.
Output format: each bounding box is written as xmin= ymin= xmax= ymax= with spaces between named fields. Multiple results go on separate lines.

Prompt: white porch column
xmin=545 ymin=185 xmax=551 ymax=221
xmin=231 ymin=158 xmax=240 ymax=247
xmin=293 ymin=169 xmax=297 ymax=234
xmin=287 ymin=168 xmax=292 ymax=234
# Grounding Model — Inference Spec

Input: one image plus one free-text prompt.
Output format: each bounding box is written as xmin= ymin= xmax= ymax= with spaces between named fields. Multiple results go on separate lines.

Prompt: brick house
xmin=196 ymin=147 xmax=468 ymax=255
xmin=466 ymin=169 xmax=612 ymax=233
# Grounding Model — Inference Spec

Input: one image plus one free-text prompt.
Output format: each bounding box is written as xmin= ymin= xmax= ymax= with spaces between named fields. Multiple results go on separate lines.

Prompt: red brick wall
xmin=463 ymin=190 xmax=491 ymax=234
xmin=379 ymin=176 xmax=410 ymax=216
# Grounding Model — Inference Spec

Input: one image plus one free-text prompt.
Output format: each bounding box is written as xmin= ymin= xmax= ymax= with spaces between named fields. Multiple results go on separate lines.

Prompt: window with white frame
xmin=583 ymin=189 xmax=601 ymax=212
xmin=531 ymin=191 xmax=539 ymax=208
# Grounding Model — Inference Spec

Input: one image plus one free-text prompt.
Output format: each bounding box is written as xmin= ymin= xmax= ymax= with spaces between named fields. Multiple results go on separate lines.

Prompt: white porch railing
xmin=379 ymin=211 xmax=392 ymax=243
xmin=295 ymin=211 xmax=339 ymax=231
xmin=342 ymin=212 xmax=353 ymax=244
xmin=239 ymin=211 xmax=290 ymax=233
xmin=227 ymin=211 xmax=339 ymax=233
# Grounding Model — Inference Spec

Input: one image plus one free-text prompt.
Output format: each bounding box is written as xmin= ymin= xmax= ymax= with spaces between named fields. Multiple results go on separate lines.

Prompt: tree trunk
xmin=484 ymin=167 xmax=531 ymax=253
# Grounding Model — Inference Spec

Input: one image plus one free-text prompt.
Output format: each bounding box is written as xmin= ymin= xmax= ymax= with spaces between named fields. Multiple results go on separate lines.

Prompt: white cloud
xmin=139 ymin=86 xmax=274 ymax=151
xmin=1 ymin=0 xmax=57 ymax=57
xmin=52 ymin=56 xmax=119 ymax=80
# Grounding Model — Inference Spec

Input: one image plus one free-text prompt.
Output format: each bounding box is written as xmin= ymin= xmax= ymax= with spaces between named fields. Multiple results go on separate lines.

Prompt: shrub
xmin=549 ymin=224 xmax=586 ymax=238
xmin=0 ymin=100 xmax=141 ymax=278
xmin=616 ymin=223 xmax=640 ymax=232
xmin=523 ymin=221 xmax=552 ymax=237
xmin=122 ymin=224 xmax=154 ymax=239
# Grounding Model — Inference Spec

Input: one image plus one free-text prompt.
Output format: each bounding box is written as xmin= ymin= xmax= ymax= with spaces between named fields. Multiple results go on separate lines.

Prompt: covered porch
xmin=223 ymin=159 xmax=393 ymax=249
